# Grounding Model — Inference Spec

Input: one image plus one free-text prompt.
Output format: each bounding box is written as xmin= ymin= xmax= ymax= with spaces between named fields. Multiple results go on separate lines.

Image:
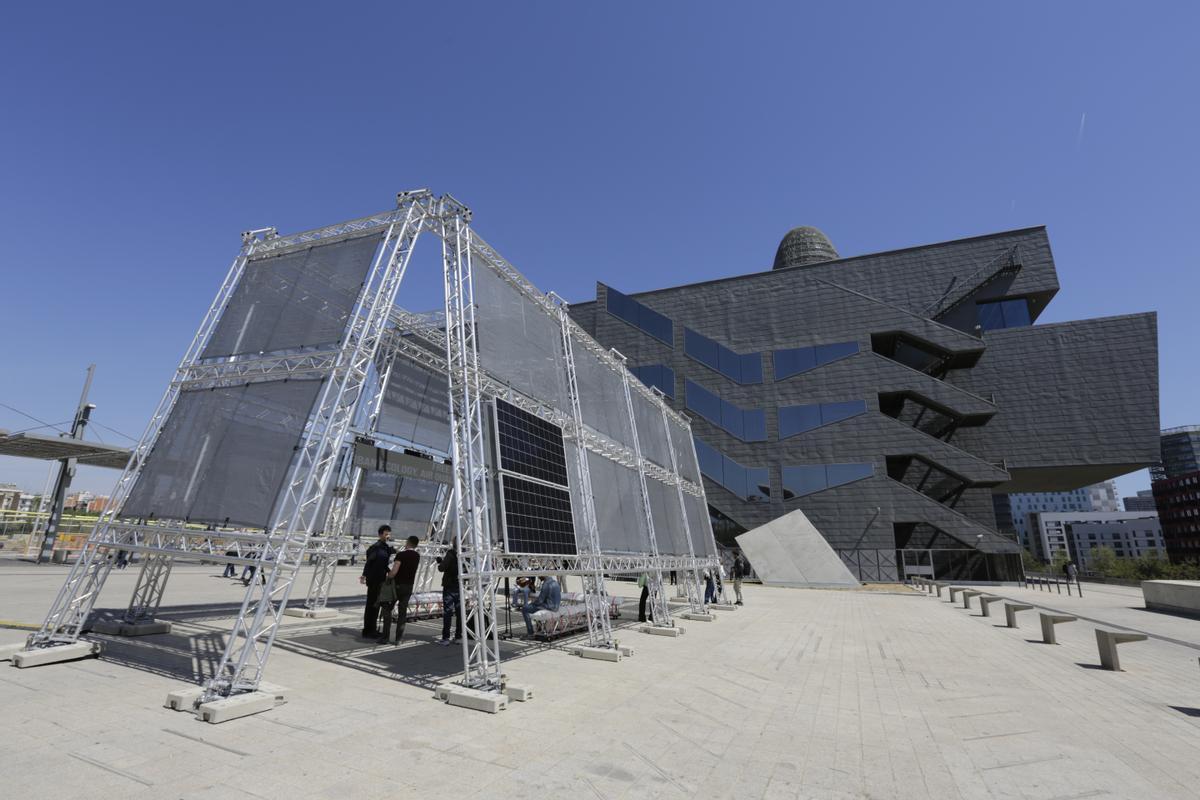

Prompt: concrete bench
xmin=1141 ymin=580 xmax=1200 ymax=617
xmin=1095 ymin=629 xmax=1149 ymax=671
xmin=1039 ymin=613 xmax=1077 ymax=644
xmin=947 ymin=586 xmax=966 ymax=602
xmin=977 ymin=595 xmax=1004 ymax=617
xmin=961 ymin=589 xmax=984 ymax=609
xmin=1004 ymin=603 xmax=1033 ymax=628
xmin=934 ymin=583 xmax=945 ymax=598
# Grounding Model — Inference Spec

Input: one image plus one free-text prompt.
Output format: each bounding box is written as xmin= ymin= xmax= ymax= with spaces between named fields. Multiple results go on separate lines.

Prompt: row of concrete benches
xmin=910 ymin=577 xmax=1147 ymax=671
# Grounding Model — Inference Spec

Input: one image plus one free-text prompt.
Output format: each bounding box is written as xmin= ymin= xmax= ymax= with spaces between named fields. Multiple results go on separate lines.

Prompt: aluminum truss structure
xmin=23 ymin=191 xmax=722 ymax=707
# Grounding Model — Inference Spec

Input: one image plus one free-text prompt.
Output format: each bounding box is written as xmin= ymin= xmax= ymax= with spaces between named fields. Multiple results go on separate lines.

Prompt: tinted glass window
xmin=605 ymin=287 xmax=673 ymax=345
xmin=774 ymin=347 xmax=816 ymax=380
xmin=821 ymin=400 xmax=867 ymax=426
xmin=720 ymin=398 xmax=744 ymax=439
xmin=684 ymin=328 xmax=719 ymax=369
xmin=782 ymin=465 xmax=826 ymax=498
xmin=815 ymin=341 xmax=859 ymax=365
xmin=977 ymin=298 xmax=1032 ymax=331
xmin=783 ymin=462 xmax=873 ymax=499
xmin=742 ymin=409 xmax=767 ymax=442
xmin=685 ymin=327 xmax=762 ymax=384
xmin=774 ymin=341 xmax=857 ymax=380
xmin=779 ymin=405 xmax=823 ymax=438
xmin=694 ymin=436 xmax=722 ymax=481
xmin=631 ymin=364 xmax=675 ymax=398
xmin=685 ymin=380 xmax=722 ymax=427
xmin=745 ymin=467 xmax=770 ymax=502
xmin=827 ymin=462 xmax=873 ymax=486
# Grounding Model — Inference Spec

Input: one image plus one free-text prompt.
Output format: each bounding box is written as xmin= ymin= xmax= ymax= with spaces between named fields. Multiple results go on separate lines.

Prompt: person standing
xmin=703 ymin=569 xmax=716 ymax=604
xmin=379 ymin=535 xmax=420 ymax=644
xmin=436 ymin=540 xmax=462 ymax=646
xmin=359 ymin=525 xmax=394 ymax=638
xmin=732 ymin=553 xmax=748 ymax=605
xmin=521 ymin=574 xmax=561 ymax=638
xmin=637 ymin=572 xmax=653 ymax=623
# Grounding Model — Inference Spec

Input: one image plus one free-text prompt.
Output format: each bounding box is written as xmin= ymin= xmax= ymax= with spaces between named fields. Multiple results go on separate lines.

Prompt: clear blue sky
xmin=1 ymin=2 xmax=1195 ymax=500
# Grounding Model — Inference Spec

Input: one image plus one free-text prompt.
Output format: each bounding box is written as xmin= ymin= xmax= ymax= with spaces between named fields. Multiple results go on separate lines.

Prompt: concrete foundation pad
xmin=617 ymin=643 xmax=635 ymax=657
xmin=11 ymin=641 xmax=101 ymax=668
xmin=196 ymin=691 xmax=280 ymax=724
xmin=505 ymin=683 xmax=534 ymax=702
xmin=709 ymin=603 xmax=738 ymax=611
xmin=574 ymin=645 xmax=621 ymax=662
xmin=681 ymin=611 xmax=715 ymax=622
xmin=89 ymin=620 xmax=125 ymax=635
xmin=164 ymin=686 xmax=205 ymax=711
xmin=639 ymin=624 xmax=683 ymax=637
xmin=282 ymin=607 xmax=340 ymax=619
xmin=0 ymin=642 xmax=25 ymax=662
xmin=93 ymin=619 xmax=173 ymax=637
xmin=443 ymin=686 xmax=508 ymax=713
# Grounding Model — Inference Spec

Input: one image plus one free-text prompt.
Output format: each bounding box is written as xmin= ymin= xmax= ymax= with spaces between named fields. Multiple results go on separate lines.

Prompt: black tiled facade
xmin=570 ymin=226 xmax=1160 ymax=581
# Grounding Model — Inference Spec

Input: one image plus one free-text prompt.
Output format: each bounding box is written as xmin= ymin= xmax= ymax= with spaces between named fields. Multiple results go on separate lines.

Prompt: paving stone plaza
xmin=3 ymin=559 xmax=1200 ymax=799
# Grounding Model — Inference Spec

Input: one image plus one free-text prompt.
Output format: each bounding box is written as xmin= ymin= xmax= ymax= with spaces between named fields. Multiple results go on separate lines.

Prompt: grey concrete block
xmin=639 ymin=624 xmax=683 ymax=637
xmin=196 ymin=692 xmax=278 ymax=724
xmin=574 ymin=645 xmax=621 ymax=662
xmin=11 ymin=641 xmax=101 ymax=668
xmin=164 ymin=686 xmax=205 ymax=711
xmin=1096 ymin=629 xmax=1149 ymax=671
xmin=681 ymin=611 xmax=715 ymax=622
xmin=443 ymin=686 xmax=508 ymax=713
xmin=505 ymin=683 xmax=534 ymax=702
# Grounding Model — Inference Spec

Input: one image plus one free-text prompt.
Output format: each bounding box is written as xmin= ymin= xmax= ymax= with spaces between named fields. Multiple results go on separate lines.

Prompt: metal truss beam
xmin=201 ymin=192 xmax=434 ymax=701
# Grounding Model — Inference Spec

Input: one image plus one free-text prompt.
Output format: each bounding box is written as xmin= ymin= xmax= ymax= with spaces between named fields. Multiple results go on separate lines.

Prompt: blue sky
xmin=0 ymin=2 xmax=1195 ymax=501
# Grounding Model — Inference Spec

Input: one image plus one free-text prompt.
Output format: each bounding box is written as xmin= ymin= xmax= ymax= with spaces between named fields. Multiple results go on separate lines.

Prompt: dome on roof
xmin=773 ymin=226 xmax=839 ymax=269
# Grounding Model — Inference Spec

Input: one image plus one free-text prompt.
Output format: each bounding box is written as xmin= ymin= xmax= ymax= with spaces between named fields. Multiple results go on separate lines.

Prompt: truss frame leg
xmin=201 ymin=195 xmax=431 ymax=703
xmin=25 ymin=235 xmax=265 ymax=653
xmin=444 ymin=206 xmax=503 ymax=692
xmin=123 ymin=553 xmax=174 ymax=623
xmin=555 ymin=304 xmax=614 ymax=649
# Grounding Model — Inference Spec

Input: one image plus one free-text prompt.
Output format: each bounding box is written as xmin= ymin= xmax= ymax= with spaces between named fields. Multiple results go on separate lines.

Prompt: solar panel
xmin=500 ymin=474 xmax=577 ymax=555
xmin=495 ymin=399 xmax=569 ymax=486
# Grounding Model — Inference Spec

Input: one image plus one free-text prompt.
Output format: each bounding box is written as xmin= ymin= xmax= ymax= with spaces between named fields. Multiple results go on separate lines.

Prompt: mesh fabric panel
xmin=353 ymin=471 xmax=441 ymax=539
xmin=647 ymin=476 xmax=691 ymax=556
xmin=376 ymin=359 xmax=451 ymax=452
xmin=631 ymin=390 xmax=671 ymax=469
xmin=471 ymin=262 xmax=569 ymax=412
xmin=684 ymin=490 xmax=717 ymax=557
xmin=122 ymin=379 xmax=323 ymax=528
xmin=668 ymin=418 xmax=701 ymax=483
xmin=202 ymin=234 xmax=383 ymax=358
xmin=572 ymin=341 xmax=635 ymax=446
xmin=586 ymin=451 xmax=652 ymax=555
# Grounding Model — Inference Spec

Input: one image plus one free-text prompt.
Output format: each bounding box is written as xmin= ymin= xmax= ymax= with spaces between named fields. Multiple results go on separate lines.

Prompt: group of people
xmin=360 ymin=524 xmax=451 ymax=644
xmin=637 ymin=550 xmax=750 ymax=622
xmin=360 ymin=523 xmax=752 ymax=643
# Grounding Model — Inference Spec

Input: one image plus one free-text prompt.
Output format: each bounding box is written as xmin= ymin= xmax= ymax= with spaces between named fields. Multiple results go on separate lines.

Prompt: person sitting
xmin=511 ymin=576 xmax=534 ymax=607
xmin=520 ymin=575 xmax=561 ymax=639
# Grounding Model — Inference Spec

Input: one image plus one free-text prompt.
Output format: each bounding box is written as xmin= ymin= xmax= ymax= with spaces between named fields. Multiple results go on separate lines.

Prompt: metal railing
xmin=1023 ymin=571 xmax=1083 ymax=597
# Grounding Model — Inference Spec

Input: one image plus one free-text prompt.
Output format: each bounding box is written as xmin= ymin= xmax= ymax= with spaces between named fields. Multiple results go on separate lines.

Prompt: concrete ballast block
xmin=196 ymin=692 xmax=279 ymax=724
xmin=681 ymin=611 xmax=715 ymax=622
xmin=165 ymin=686 xmax=205 ymax=711
xmin=505 ymin=683 xmax=534 ymax=702
xmin=575 ymin=645 xmax=622 ymax=662
xmin=443 ymin=686 xmax=507 ymax=713
xmin=12 ymin=641 xmax=101 ymax=668
xmin=639 ymin=624 xmax=683 ymax=637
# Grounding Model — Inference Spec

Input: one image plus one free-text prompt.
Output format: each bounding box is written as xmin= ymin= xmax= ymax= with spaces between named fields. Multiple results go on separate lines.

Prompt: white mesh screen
xmin=471 ymin=262 xmax=569 ymax=411
xmin=669 ymin=418 xmax=701 ymax=483
xmin=684 ymin=490 xmax=717 ymax=557
xmin=647 ymin=476 xmax=691 ymax=556
xmin=376 ymin=359 xmax=451 ymax=452
xmin=353 ymin=471 xmax=441 ymax=539
xmin=586 ymin=451 xmax=652 ymax=555
xmin=202 ymin=234 xmax=383 ymax=358
xmin=122 ymin=379 xmax=323 ymax=528
xmin=631 ymin=389 xmax=671 ymax=469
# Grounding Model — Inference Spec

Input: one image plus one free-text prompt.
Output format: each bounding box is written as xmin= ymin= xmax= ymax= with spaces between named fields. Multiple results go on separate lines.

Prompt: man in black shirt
xmin=359 ymin=525 xmax=394 ymax=638
xmin=379 ymin=535 xmax=421 ymax=643
xmin=436 ymin=540 xmax=462 ymax=646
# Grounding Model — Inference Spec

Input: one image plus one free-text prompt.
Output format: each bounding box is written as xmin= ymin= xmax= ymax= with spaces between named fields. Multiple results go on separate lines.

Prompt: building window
xmin=977 ymin=298 xmax=1032 ymax=331
xmin=629 ymin=364 xmax=675 ymax=398
xmin=605 ymin=287 xmax=673 ymax=345
xmin=773 ymin=341 xmax=859 ymax=380
xmin=779 ymin=400 xmax=867 ymax=439
xmin=683 ymin=328 xmax=762 ymax=384
xmin=782 ymin=462 xmax=873 ymax=499
xmin=694 ymin=437 xmax=770 ymax=503
xmin=685 ymin=380 xmax=766 ymax=442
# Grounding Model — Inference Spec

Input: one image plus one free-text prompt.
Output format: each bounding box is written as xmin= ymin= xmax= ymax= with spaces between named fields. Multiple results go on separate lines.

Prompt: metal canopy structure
xmin=22 ymin=191 xmax=721 ymax=709
xmin=0 ymin=431 xmax=131 ymax=470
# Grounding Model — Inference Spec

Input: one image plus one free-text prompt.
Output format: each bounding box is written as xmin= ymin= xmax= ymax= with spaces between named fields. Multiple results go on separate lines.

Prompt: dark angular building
xmin=570 ymin=225 xmax=1160 ymax=581
xmin=1150 ymin=425 xmax=1200 ymax=563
